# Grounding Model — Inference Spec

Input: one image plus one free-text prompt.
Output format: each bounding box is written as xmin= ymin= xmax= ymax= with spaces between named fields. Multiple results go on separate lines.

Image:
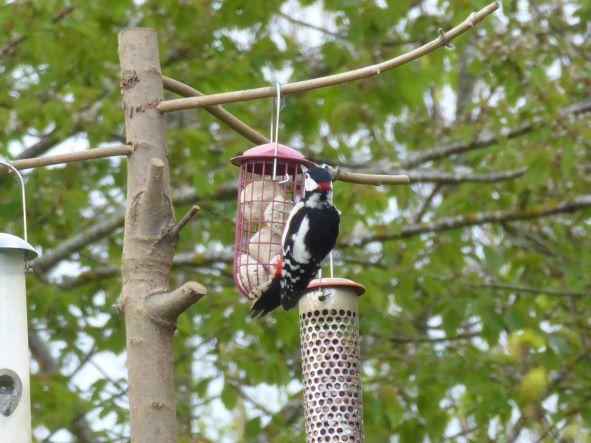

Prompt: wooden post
xmin=118 ymin=28 xmax=205 ymax=442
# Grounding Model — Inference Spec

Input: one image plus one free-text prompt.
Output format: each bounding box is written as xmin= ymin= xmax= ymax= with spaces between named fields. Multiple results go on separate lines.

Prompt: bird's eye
xmin=306 ymin=174 xmax=310 ymax=179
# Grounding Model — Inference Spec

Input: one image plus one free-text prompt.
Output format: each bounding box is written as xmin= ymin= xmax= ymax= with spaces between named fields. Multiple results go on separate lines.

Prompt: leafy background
xmin=1 ymin=0 xmax=590 ymax=441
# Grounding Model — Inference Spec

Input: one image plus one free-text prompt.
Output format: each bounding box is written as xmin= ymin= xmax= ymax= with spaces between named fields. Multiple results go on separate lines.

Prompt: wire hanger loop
xmin=0 ymin=159 xmax=29 ymax=243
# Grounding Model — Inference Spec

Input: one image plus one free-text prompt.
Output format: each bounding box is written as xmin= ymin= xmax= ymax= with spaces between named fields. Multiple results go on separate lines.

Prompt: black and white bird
xmin=250 ymin=166 xmax=340 ymax=317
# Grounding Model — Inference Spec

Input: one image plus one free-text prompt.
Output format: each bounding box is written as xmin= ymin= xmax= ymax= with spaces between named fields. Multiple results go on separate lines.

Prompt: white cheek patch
xmin=292 ymin=216 xmax=311 ymax=263
xmin=304 ymin=176 xmax=317 ymax=192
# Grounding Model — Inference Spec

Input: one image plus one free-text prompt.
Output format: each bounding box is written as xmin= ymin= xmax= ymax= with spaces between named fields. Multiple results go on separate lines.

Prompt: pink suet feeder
xmin=232 ymin=143 xmax=314 ymax=298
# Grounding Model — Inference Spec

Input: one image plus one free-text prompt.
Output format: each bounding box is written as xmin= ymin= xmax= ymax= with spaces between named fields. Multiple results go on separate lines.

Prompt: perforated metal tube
xmin=299 ymin=279 xmax=364 ymax=442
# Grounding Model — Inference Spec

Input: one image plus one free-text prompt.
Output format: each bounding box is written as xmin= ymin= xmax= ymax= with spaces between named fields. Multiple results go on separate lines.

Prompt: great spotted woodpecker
xmin=250 ymin=166 xmax=340 ymax=317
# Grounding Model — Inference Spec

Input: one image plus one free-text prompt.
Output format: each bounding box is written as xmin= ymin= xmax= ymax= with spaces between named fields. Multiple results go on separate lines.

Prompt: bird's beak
xmin=318 ymin=181 xmax=331 ymax=191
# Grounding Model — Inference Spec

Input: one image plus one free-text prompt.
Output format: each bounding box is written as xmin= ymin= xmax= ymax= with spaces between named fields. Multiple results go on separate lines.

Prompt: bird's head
xmin=303 ymin=166 xmax=333 ymax=195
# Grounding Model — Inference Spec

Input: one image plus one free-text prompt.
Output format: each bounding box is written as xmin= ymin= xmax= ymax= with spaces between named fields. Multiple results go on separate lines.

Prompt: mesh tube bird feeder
xmin=232 ymin=143 xmax=314 ymax=297
xmin=299 ymin=278 xmax=365 ymax=442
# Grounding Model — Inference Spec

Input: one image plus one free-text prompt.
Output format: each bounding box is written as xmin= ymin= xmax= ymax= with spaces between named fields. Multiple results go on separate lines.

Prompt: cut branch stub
xmin=135 ymin=157 xmax=174 ymax=237
xmin=145 ymin=281 xmax=207 ymax=327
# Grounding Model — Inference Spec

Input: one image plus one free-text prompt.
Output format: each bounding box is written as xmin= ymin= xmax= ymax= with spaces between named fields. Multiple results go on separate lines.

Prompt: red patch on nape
xmin=274 ymin=256 xmax=283 ymax=278
xmin=318 ymin=181 xmax=331 ymax=191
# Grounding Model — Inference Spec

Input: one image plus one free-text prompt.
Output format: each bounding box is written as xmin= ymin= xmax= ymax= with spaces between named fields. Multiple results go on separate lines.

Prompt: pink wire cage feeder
xmin=232 ymin=143 xmax=314 ymax=298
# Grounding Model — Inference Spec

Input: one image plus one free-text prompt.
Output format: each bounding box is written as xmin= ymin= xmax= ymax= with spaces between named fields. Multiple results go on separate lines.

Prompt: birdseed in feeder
xmin=240 ymin=180 xmax=286 ymax=223
xmin=248 ymin=227 xmax=282 ymax=265
xmin=237 ymin=253 xmax=268 ymax=296
xmin=264 ymin=196 xmax=293 ymax=236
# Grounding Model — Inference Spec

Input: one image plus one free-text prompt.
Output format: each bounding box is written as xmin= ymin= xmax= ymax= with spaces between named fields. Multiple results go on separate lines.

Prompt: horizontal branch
xmin=277 ymin=11 xmax=346 ymax=39
xmin=389 ymin=331 xmax=480 ymax=344
xmin=428 ymin=272 xmax=588 ymax=298
xmin=55 ymin=250 xmax=228 ymax=290
xmin=330 ymin=166 xmax=526 ymax=185
xmin=407 ymin=167 xmax=526 ymax=183
xmin=162 ymin=78 xmax=412 ymax=186
xmin=55 ymin=267 xmax=119 ymax=290
xmin=162 ymin=76 xmax=268 ymax=144
xmin=6 ymin=145 xmax=132 ymax=172
xmin=402 ymin=99 xmax=591 ymax=168
xmin=15 ymin=127 xmax=79 ymax=161
xmin=53 ymin=248 xmax=381 ymax=290
xmin=332 ymin=168 xmax=410 ymax=185
xmin=173 ymin=249 xmax=232 ymax=267
xmin=469 ymin=281 xmax=586 ymax=297
xmin=156 ymin=2 xmax=498 ymax=112
xmin=30 ymin=187 xmax=217 ymax=276
xmin=32 ymin=211 xmax=126 ymax=274
xmin=349 ymin=195 xmax=591 ymax=245
xmin=402 ymin=125 xmax=531 ymax=168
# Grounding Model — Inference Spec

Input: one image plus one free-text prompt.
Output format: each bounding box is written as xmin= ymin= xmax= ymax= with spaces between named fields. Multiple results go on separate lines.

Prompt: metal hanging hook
xmin=0 ymin=160 xmax=28 ymax=243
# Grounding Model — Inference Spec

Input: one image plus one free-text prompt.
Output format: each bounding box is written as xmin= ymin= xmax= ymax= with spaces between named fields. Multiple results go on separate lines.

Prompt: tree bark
xmin=118 ymin=28 xmax=205 ymax=443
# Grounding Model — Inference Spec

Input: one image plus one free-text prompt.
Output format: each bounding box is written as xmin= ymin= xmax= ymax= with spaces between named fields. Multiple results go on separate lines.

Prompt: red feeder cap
xmin=231 ymin=143 xmax=315 ymax=168
xmin=307 ymin=278 xmax=365 ymax=296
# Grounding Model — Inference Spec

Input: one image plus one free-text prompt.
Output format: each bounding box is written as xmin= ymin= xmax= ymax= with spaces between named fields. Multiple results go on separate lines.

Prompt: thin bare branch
xmin=171 ymin=205 xmax=200 ymax=236
xmin=413 ymin=184 xmax=443 ymax=223
xmin=162 ymin=76 xmax=268 ymax=145
xmin=469 ymin=281 xmax=586 ymax=297
xmin=6 ymin=145 xmax=132 ymax=171
xmin=54 ymin=250 xmax=230 ymax=291
xmin=332 ymin=167 xmax=410 ymax=185
xmin=14 ymin=128 xmax=78 ymax=160
xmin=156 ymin=2 xmax=499 ymax=112
xmin=32 ymin=211 xmax=126 ymax=274
xmin=348 ymin=195 xmax=591 ymax=245
xmin=404 ymin=167 xmax=526 ymax=184
xmin=508 ymin=350 xmax=591 ymax=443
xmin=331 ymin=166 xmax=526 ymax=185
xmin=30 ymin=186 xmax=226 ymax=277
xmin=173 ymin=250 xmax=233 ymax=267
xmin=390 ymin=331 xmax=480 ymax=344
xmin=402 ymin=99 xmax=591 ymax=168
xmin=276 ymin=11 xmax=346 ymax=40
xmin=57 ymin=266 xmax=121 ymax=290
xmin=164 ymin=77 xmax=412 ymax=186
xmin=402 ymin=125 xmax=532 ymax=168
xmin=429 ymin=273 xmax=588 ymax=298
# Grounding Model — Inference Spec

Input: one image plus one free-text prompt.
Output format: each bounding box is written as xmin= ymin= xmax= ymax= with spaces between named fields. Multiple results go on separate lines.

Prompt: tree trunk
xmin=118 ymin=28 xmax=205 ymax=443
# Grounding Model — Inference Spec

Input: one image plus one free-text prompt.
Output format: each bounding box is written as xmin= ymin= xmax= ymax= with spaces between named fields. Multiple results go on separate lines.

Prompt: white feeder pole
xmin=0 ymin=233 xmax=37 ymax=443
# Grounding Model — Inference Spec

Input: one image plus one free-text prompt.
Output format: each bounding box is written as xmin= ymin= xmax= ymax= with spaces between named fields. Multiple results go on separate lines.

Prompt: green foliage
xmin=1 ymin=0 xmax=590 ymax=441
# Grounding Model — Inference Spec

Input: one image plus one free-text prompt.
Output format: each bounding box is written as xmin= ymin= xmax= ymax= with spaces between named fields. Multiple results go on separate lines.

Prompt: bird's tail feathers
xmin=281 ymin=289 xmax=302 ymax=311
xmin=250 ymin=277 xmax=282 ymax=318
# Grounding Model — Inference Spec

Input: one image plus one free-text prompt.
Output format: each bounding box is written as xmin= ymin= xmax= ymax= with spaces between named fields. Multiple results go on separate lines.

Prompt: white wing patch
xmin=281 ymin=201 xmax=304 ymax=247
xmin=291 ymin=215 xmax=311 ymax=263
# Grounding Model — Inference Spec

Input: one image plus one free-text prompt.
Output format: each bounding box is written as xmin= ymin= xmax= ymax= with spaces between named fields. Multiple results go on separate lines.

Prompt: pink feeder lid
xmin=231 ymin=143 xmax=315 ymax=168
xmin=307 ymin=278 xmax=365 ymax=296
